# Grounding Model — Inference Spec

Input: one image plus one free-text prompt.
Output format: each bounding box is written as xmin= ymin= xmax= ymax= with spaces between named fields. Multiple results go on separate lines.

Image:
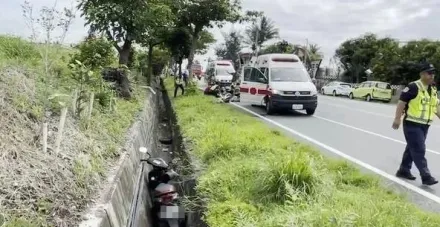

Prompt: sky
xmin=1 ymin=0 xmax=438 ymax=69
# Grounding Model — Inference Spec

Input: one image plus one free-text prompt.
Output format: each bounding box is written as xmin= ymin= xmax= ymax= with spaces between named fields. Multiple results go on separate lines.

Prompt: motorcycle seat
xmin=147 ymin=157 xmax=169 ymax=169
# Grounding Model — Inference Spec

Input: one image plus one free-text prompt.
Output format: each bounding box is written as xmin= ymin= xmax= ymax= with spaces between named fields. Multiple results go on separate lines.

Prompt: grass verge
xmin=0 ymin=35 xmax=143 ymax=226
xmin=165 ymin=78 xmax=440 ymax=227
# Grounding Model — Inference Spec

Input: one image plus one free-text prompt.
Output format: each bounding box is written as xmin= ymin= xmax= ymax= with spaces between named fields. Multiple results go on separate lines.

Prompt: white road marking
xmin=318 ymin=101 xmax=440 ymax=129
xmin=230 ymin=103 xmax=440 ymax=205
xmin=320 ymin=102 xmax=393 ymax=118
xmin=313 ymin=115 xmax=440 ymax=155
xmin=319 ymin=95 xmax=393 ymax=108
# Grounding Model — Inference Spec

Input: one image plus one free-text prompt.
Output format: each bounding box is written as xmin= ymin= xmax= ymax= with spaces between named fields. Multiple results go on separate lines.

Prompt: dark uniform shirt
xmin=399 ymin=82 xmax=433 ymax=126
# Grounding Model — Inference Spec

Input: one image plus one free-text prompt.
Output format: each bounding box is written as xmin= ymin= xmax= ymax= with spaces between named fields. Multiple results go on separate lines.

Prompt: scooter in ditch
xmin=139 ymin=147 xmax=186 ymax=227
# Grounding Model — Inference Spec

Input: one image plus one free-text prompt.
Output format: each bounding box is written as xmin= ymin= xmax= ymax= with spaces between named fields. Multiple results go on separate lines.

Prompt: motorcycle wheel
xmin=158 ymin=219 xmax=181 ymax=227
xmin=158 ymin=221 xmax=169 ymax=227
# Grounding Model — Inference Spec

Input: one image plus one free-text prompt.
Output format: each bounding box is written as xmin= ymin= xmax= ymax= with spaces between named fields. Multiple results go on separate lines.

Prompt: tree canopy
xmin=165 ymin=27 xmax=192 ymax=76
xmin=195 ymin=30 xmax=216 ymax=55
xmin=215 ymin=30 xmax=243 ymax=70
xmin=245 ymin=15 xmax=279 ymax=52
xmin=176 ymin=0 xmax=257 ymax=76
xmin=78 ymin=0 xmax=174 ymax=65
xmin=259 ymin=40 xmax=294 ymax=55
xmin=335 ymin=33 xmax=440 ymax=85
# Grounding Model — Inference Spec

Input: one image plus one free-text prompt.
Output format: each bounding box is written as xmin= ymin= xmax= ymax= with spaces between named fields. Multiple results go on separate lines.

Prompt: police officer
xmin=174 ymin=73 xmax=185 ymax=98
xmin=392 ymin=62 xmax=439 ymax=185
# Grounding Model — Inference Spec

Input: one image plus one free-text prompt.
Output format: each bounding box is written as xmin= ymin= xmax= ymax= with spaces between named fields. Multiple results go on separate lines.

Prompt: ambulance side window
xmin=243 ymin=67 xmax=252 ymax=81
xmin=250 ymin=67 xmax=266 ymax=83
xmin=261 ymin=67 xmax=269 ymax=78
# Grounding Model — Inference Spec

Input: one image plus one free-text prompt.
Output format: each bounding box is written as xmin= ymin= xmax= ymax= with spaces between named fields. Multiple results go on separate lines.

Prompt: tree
xmin=376 ymin=39 xmax=440 ymax=85
xmin=308 ymin=44 xmax=322 ymax=61
xmin=195 ymin=30 xmax=216 ymax=55
xmin=165 ymin=27 xmax=192 ymax=77
xmin=335 ymin=33 xmax=391 ymax=83
xmin=215 ymin=30 xmax=242 ymax=70
xmin=259 ymin=40 xmax=294 ymax=54
xmin=245 ymin=16 xmax=279 ymax=52
xmin=78 ymin=0 xmax=173 ymax=65
xmin=137 ymin=0 xmax=177 ymax=78
xmin=177 ymin=0 xmax=246 ymax=77
xmin=335 ymin=32 xmax=440 ymax=85
xmin=369 ymin=39 xmax=401 ymax=83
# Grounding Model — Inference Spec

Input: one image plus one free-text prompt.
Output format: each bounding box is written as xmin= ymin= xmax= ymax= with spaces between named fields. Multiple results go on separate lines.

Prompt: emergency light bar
xmin=216 ymin=63 xmax=231 ymax=66
xmin=271 ymin=58 xmax=298 ymax=62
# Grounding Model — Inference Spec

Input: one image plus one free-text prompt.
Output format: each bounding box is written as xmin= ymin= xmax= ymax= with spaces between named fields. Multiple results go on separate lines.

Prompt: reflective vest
xmin=406 ymin=80 xmax=438 ymax=125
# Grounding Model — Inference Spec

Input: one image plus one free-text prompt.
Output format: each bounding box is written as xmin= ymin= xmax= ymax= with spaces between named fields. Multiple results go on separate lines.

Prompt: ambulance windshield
xmin=270 ymin=68 xmax=310 ymax=82
xmin=216 ymin=67 xmax=234 ymax=75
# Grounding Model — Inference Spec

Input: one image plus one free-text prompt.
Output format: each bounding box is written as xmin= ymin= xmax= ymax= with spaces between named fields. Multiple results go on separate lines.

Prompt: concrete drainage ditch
xmin=79 ymin=78 xmax=206 ymax=227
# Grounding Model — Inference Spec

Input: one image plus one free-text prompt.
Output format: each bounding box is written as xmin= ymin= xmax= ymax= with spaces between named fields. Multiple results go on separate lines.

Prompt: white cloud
xmin=1 ymin=0 xmax=438 ymax=68
xmin=0 ymin=0 xmax=86 ymax=44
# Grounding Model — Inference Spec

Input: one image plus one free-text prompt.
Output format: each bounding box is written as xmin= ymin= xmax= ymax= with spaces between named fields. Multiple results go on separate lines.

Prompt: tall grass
xmin=166 ymin=78 xmax=440 ymax=227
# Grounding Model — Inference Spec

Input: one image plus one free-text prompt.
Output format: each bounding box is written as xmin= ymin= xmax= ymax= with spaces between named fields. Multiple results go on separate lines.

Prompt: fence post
xmin=72 ymin=89 xmax=78 ymax=116
xmin=54 ymin=107 xmax=68 ymax=155
xmin=42 ymin=122 xmax=48 ymax=153
xmin=86 ymin=92 xmax=95 ymax=128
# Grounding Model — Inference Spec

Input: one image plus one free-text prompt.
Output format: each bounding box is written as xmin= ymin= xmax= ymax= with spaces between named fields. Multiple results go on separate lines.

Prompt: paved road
xmin=196 ymin=79 xmax=440 ymax=210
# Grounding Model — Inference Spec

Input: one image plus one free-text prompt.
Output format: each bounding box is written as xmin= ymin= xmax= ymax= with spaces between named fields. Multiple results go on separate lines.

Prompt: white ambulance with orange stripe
xmin=239 ymin=53 xmax=318 ymax=115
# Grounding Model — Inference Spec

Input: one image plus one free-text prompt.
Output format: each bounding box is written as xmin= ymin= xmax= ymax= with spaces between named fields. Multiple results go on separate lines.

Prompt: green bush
xmin=166 ymin=78 xmax=440 ymax=227
xmin=70 ymin=37 xmax=117 ymax=70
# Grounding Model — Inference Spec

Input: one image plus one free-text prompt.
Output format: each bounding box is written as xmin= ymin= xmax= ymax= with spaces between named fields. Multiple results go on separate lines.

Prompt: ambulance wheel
xmin=306 ymin=108 xmax=316 ymax=115
xmin=265 ymin=100 xmax=275 ymax=115
xmin=349 ymin=93 xmax=354 ymax=99
xmin=366 ymin=94 xmax=371 ymax=102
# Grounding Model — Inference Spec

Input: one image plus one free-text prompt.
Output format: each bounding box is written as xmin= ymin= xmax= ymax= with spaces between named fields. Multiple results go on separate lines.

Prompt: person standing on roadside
xmin=392 ymin=62 xmax=439 ymax=185
xmin=174 ymin=73 xmax=185 ymax=98
xmin=182 ymin=69 xmax=189 ymax=86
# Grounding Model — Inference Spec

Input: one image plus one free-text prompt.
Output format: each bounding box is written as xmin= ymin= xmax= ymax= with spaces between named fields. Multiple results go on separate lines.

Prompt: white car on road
xmin=321 ymin=81 xmax=352 ymax=97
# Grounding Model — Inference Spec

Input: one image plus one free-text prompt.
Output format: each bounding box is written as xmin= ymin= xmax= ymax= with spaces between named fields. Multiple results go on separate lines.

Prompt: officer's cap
xmin=420 ymin=62 xmax=435 ymax=73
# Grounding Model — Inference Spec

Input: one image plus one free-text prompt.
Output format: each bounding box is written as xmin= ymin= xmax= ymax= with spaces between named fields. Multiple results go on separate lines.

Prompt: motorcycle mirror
xmin=139 ymin=147 xmax=150 ymax=157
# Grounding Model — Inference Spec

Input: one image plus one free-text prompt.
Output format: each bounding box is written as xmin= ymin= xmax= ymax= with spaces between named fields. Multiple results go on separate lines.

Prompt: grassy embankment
xmin=165 ymin=79 xmax=440 ymax=227
xmin=0 ymin=36 xmax=143 ymax=226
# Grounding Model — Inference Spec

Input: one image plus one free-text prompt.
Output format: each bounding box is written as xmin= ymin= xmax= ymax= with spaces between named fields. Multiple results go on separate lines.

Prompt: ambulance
xmin=239 ymin=53 xmax=318 ymax=115
xmin=204 ymin=59 xmax=236 ymax=86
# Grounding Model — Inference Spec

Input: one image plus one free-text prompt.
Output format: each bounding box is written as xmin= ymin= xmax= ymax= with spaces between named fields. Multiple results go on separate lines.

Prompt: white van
xmin=205 ymin=60 xmax=236 ymax=85
xmin=239 ymin=54 xmax=318 ymax=115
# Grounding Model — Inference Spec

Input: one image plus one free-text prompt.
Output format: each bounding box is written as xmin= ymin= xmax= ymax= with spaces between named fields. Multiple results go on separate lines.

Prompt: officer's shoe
xmin=422 ymin=176 xmax=438 ymax=186
xmin=396 ymin=170 xmax=416 ymax=180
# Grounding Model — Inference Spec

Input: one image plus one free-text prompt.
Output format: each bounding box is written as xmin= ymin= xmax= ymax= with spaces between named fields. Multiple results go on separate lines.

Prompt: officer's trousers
xmin=399 ymin=121 xmax=431 ymax=177
xmin=174 ymin=84 xmax=184 ymax=97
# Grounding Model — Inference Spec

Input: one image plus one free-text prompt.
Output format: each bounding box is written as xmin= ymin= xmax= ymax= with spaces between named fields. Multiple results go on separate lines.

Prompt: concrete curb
xmin=78 ymin=88 xmax=159 ymax=227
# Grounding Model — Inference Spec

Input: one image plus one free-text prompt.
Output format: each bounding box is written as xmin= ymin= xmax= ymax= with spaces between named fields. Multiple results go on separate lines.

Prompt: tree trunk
xmin=147 ymin=43 xmax=154 ymax=78
xmin=187 ymin=29 xmax=201 ymax=80
xmin=118 ymin=40 xmax=132 ymax=65
xmin=178 ymin=61 xmax=182 ymax=78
